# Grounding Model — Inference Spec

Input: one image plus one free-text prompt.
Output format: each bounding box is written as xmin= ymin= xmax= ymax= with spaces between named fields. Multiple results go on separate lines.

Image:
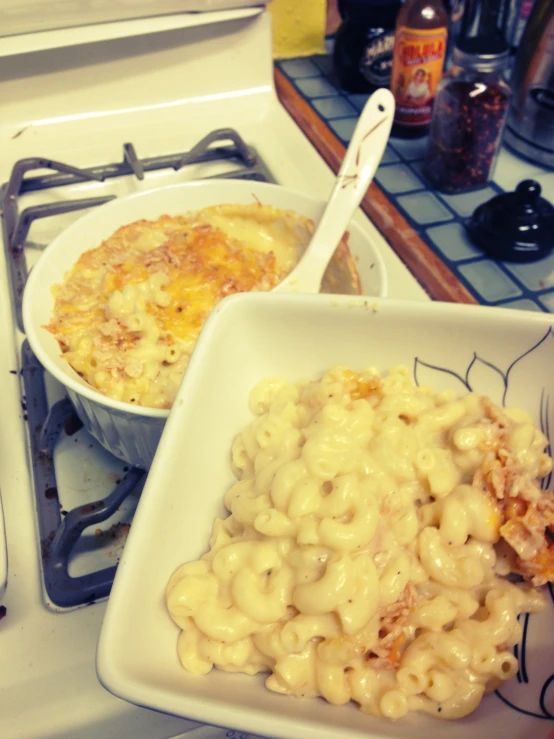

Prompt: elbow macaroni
xmin=166 ymin=365 xmax=551 ymax=721
xmin=46 ymin=208 xmax=298 ymax=409
xmin=46 ymin=206 xmax=361 ymax=409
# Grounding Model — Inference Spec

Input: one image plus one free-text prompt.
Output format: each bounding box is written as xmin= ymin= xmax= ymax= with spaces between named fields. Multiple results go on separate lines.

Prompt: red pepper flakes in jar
xmin=423 ymin=37 xmax=511 ymax=194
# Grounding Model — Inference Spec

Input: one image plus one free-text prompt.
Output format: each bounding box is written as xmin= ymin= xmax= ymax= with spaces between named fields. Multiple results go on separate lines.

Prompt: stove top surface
xmin=0 ymin=10 xmax=427 ymax=738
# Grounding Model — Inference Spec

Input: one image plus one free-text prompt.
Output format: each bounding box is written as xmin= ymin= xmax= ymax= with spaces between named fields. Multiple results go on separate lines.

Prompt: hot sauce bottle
xmin=390 ymin=0 xmax=449 ymax=137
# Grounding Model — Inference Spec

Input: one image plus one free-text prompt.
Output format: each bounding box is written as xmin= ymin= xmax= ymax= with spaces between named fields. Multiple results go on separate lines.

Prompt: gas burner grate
xmin=1 ymin=127 xmax=276 ymax=331
xmin=3 ymin=128 xmax=276 ymax=609
xmin=22 ymin=341 xmax=145 ymax=608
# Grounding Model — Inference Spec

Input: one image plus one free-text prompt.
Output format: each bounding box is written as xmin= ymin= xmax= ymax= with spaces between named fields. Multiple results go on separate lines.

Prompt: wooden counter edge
xmin=274 ymin=67 xmax=478 ymax=305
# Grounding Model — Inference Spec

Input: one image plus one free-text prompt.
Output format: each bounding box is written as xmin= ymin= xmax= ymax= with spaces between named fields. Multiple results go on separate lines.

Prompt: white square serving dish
xmin=97 ymin=293 xmax=554 ymax=739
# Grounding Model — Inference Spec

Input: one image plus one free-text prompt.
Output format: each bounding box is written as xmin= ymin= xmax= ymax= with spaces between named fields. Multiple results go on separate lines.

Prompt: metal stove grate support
xmin=2 ymin=129 xmax=276 ymax=608
xmin=23 ymin=341 xmax=145 ymax=608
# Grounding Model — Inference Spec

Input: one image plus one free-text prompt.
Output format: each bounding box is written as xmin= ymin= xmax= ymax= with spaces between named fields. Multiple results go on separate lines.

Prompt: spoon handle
xmin=277 ymin=88 xmax=395 ymax=294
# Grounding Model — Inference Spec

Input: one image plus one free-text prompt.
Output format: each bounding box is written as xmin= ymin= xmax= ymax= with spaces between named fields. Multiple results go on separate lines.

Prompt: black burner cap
xmin=466 ymin=180 xmax=554 ymax=263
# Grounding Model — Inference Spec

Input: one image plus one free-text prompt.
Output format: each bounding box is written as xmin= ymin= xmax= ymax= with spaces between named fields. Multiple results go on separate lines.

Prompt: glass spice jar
xmin=422 ymin=37 xmax=512 ymax=194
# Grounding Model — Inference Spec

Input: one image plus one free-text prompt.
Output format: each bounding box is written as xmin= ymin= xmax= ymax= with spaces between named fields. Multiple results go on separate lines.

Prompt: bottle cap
xmin=453 ymin=35 xmax=510 ymax=71
xmin=339 ymin=0 xmax=401 ymax=18
xmin=466 ymin=180 xmax=554 ymax=263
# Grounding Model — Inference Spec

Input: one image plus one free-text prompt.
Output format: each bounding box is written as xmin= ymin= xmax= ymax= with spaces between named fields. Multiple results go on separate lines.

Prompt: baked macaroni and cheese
xmin=46 ymin=204 xmax=360 ymax=409
xmin=166 ymin=366 xmax=554 ymax=721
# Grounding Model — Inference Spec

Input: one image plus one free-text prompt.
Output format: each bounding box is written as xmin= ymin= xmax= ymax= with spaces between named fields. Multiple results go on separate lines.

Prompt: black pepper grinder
xmin=333 ymin=0 xmax=404 ymax=94
xmin=466 ymin=180 xmax=554 ymax=263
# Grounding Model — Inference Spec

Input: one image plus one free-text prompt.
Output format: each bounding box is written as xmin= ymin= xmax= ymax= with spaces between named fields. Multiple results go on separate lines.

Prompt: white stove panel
xmin=0 ymin=0 xmax=268 ymax=39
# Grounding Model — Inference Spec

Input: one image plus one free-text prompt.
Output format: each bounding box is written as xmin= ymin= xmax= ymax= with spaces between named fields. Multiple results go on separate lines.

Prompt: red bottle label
xmin=390 ymin=26 xmax=448 ymax=126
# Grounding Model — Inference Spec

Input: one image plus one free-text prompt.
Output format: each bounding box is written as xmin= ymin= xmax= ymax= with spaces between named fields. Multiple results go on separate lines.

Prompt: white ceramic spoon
xmin=275 ymin=87 xmax=395 ymax=294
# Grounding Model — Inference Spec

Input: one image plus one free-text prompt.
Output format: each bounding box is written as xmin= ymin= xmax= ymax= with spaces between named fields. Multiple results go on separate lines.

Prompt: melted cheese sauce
xmin=46 ymin=203 xmax=340 ymax=409
xmin=193 ymin=204 xmax=309 ymax=274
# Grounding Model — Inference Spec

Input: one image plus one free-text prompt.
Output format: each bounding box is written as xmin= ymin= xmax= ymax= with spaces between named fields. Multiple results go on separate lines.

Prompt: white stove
xmin=0 ymin=5 xmax=428 ymax=737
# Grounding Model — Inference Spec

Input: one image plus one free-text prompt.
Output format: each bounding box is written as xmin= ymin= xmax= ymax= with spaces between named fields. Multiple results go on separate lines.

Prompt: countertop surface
xmin=275 ymin=54 xmax=554 ymax=312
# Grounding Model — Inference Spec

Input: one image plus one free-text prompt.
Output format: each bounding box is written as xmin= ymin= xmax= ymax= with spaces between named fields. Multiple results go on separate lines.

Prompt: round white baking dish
xmin=22 ymin=179 xmax=387 ymax=467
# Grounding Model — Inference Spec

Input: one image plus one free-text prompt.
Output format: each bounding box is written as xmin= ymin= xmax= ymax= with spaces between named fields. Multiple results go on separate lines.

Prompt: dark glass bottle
xmin=333 ymin=0 xmax=404 ymax=94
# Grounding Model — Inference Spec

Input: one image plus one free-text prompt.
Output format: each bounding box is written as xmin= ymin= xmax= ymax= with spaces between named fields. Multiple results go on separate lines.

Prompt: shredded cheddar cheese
xmin=46 ymin=203 xmax=361 ymax=410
